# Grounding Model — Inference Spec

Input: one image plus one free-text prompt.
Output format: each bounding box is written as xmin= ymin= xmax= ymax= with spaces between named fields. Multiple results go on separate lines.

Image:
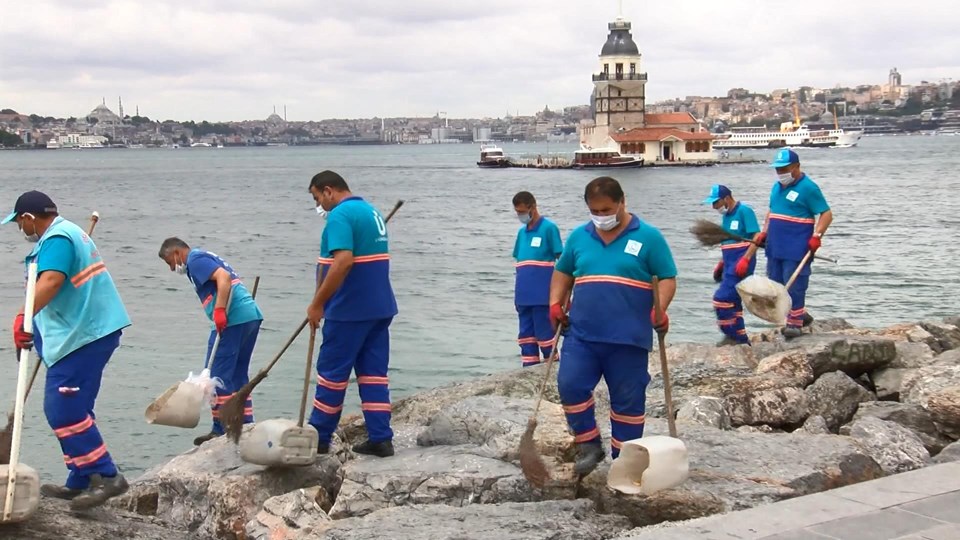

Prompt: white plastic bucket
xmin=239 ymin=419 xmax=319 ymax=467
xmin=607 ymin=435 xmax=689 ymax=495
xmin=144 ymin=381 xmax=205 ymax=428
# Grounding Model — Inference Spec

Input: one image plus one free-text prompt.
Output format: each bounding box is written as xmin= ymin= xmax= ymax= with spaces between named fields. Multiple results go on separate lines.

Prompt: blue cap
xmin=770 ymin=148 xmax=800 ymax=168
xmin=702 ymin=184 xmax=732 ymax=205
xmin=1 ymin=191 xmax=58 ymax=225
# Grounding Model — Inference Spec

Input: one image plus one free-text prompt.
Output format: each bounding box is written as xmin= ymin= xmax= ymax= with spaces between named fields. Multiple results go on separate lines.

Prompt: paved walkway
xmin=622 ymin=461 xmax=960 ymax=540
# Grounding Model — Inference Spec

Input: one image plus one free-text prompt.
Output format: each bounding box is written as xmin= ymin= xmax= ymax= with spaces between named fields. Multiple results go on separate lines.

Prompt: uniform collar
xmin=726 ymin=201 xmax=741 ymax=216
xmin=526 ymin=215 xmax=544 ymax=232
xmin=586 ymin=213 xmax=640 ymax=243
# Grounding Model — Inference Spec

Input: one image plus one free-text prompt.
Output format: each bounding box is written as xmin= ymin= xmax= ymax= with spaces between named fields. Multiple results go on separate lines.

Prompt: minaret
xmin=591 ymin=9 xmax=646 ymax=135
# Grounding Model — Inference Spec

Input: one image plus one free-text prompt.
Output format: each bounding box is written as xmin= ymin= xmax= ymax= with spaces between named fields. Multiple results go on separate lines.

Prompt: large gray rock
xmin=801 ymin=415 xmax=830 ymax=435
xmin=574 ymin=419 xmax=882 ymax=527
xmin=891 ymin=341 xmax=936 ymax=368
xmin=0 ymin=498 xmax=194 ymax=539
xmin=245 ymin=487 xmax=333 ymax=540
xmin=933 ymin=348 xmax=960 ymax=366
xmin=756 ymin=334 xmax=896 ymax=378
xmin=416 ymin=396 xmax=574 ymax=462
xmin=319 ymin=500 xmax=632 ymax=540
xmin=870 ymin=367 xmax=913 ymax=401
xmin=112 ymin=426 xmax=344 ymax=540
xmin=933 ymin=440 xmax=960 ymax=464
xmin=920 ymin=321 xmax=960 ymax=352
xmin=901 ymin=364 xmax=960 ymax=439
xmin=676 ymin=396 xmax=730 ymax=430
xmin=848 ymin=401 xmax=953 ymax=454
xmin=724 ymin=386 xmax=809 ymax=427
xmin=329 ymin=445 xmax=535 ymax=519
xmin=846 ymin=416 xmax=930 ymax=474
xmin=804 ymin=371 xmax=874 ymax=432
xmin=755 ymin=350 xmax=815 ymax=386
xmin=925 ymin=387 xmax=960 ymax=440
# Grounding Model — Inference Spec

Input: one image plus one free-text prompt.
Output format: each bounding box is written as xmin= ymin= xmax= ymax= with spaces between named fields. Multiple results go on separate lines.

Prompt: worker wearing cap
xmin=549 ymin=176 xmax=677 ymax=476
xmin=157 ymin=238 xmax=263 ymax=446
xmin=512 ymin=191 xmax=563 ymax=367
xmin=306 ymin=171 xmax=398 ymax=458
xmin=743 ymin=149 xmax=832 ymax=338
xmin=4 ymin=191 xmax=131 ymax=510
xmin=703 ymin=184 xmax=760 ymax=346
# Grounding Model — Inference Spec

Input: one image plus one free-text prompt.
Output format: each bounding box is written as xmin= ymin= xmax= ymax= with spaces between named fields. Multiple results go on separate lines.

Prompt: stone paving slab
xmin=617 ymin=462 xmax=960 ymax=540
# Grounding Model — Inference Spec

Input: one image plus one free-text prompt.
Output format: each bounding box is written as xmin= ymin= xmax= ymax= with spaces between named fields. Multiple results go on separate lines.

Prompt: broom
xmin=1 ymin=211 xmax=100 ymax=465
xmin=689 ymin=219 xmax=836 ymax=263
xmin=221 ymin=199 xmax=405 ymax=443
xmin=519 ymin=322 xmax=565 ymax=488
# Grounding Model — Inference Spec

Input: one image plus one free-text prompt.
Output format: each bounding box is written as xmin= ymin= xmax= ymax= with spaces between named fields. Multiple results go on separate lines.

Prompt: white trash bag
xmin=736 ymin=275 xmax=791 ymax=325
xmin=145 ymin=369 xmax=224 ymax=429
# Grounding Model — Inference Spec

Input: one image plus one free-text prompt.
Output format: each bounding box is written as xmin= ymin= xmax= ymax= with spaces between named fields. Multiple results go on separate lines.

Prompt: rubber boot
xmin=715 ymin=336 xmax=740 ymax=347
xmin=573 ymin=440 xmax=605 ymax=476
xmin=352 ymin=439 xmax=395 ymax=458
xmin=40 ymin=484 xmax=84 ymax=500
xmin=193 ymin=432 xmax=220 ymax=446
xmin=70 ymin=473 xmax=129 ymax=511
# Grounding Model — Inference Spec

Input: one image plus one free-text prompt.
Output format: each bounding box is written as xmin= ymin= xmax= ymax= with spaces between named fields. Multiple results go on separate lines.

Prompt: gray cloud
xmin=1 ymin=0 xmax=956 ymax=121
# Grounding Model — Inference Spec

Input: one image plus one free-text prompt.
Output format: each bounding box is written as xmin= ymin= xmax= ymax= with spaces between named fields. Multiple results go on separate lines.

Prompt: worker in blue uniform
xmin=158 ymin=238 xmax=263 ymax=445
xmin=5 ymin=191 xmax=131 ymax=510
xmin=703 ymin=184 xmax=760 ymax=346
xmin=742 ymin=149 xmax=832 ymax=338
xmin=306 ymin=171 xmax=398 ymax=458
xmin=512 ymin=191 xmax=563 ymax=367
xmin=549 ymin=177 xmax=677 ymax=476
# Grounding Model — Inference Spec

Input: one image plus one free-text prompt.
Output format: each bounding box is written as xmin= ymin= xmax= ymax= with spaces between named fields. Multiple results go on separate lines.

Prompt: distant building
xmin=86 ymin=102 xmax=122 ymax=127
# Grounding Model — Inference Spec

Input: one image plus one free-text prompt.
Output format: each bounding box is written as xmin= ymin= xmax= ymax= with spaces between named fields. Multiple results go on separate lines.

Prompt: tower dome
xmin=600 ymin=18 xmax=639 ymax=57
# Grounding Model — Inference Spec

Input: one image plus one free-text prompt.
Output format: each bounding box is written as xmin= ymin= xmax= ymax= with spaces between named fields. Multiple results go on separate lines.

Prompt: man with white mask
xmin=742 ymin=149 xmax=833 ymax=338
xmin=512 ymin=191 xmax=563 ymax=367
xmin=158 ymin=237 xmax=263 ymax=445
xmin=548 ymin=176 xmax=677 ymax=476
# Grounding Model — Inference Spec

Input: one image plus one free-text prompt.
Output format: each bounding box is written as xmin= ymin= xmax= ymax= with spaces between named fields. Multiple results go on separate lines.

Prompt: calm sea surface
xmin=1 ymin=135 xmax=958 ymax=481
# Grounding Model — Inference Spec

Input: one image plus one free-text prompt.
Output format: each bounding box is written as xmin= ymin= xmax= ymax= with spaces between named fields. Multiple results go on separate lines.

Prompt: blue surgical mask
xmin=590 ymin=213 xmax=619 ymax=231
xmin=518 ymin=212 xmax=531 ymax=225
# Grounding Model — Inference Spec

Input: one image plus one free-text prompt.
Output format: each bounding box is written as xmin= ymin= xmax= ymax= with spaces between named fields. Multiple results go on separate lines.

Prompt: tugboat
xmin=476 ymin=144 xmax=510 ymax=168
xmin=572 ymin=146 xmax=643 ymax=169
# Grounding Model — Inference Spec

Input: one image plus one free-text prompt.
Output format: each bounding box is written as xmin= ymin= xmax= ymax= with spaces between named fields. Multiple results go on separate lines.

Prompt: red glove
xmin=808 ymin=235 xmax=822 ymax=253
xmin=753 ymin=231 xmax=767 ymax=248
xmin=735 ymin=257 xmax=751 ymax=278
xmin=213 ymin=307 xmax=228 ymax=334
xmin=13 ymin=313 xmax=33 ymax=350
xmin=712 ymin=261 xmax=724 ymax=283
xmin=549 ymin=303 xmax=568 ymax=330
xmin=651 ymin=308 xmax=669 ymax=333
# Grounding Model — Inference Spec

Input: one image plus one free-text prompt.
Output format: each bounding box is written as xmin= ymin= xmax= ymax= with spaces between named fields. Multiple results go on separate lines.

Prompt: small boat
xmin=572 ymin=146 xmax=643 ymax=169
xmin=190 ymin=142 xmax=212 ymax=147
xmin=477 ymin=144 xmax=509 ymax=168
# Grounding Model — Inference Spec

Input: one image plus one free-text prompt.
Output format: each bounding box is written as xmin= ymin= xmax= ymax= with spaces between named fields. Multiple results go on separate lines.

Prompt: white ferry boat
xmin=476 ymin=144 xmax=509 ymax=168
xmin=714 ymin=106 xmax=862 ymax=149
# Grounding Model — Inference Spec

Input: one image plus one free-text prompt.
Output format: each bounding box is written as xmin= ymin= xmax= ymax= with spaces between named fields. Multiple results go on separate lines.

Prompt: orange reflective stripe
xmin=54 ymin=415 xmax=95 ymax=439
xmin=354 ymin=254 xmax=390 ymax=263
xmin=517 ymin=337 xmax=538 ymax=345
xmin=717 ymin=319 xmax=737 ymax=327
xmin=202 ymin=295 xmax=214 ymax=308
xmin=538 ymin=338 xmax=556 ymax=347
xmin=361 ymin=402 xmax=392 ymax=413
xmin=563 ymin=397 xmax=595 ymax=415
xmin=313 ymin=399 xmax=343 ymax=414
xmin=573 ymin=427 xmax=600 ymax=443
xmin=72 ymin=444 xmax=108 ymax=467
xmin=515 ymin=261 xmax=555 ymax=268
xmin=721 ymin=242 xmax=751 ymax=250
xmin=713 ymin=301 xmax=735 ymax=309
xmin=317 ymin=257 xmax=334 ymax=265
xmin=357 ymin=376 xmax=389 ymax=385
xmin=70 ymin=261 xmax=106 ymax=287
xmin=317 ymin=375 xmax=349 ymax=391
xmin=611 ymin=437 xmax=623 ymax=449
xmin=769 ymin=213 xmax=815 ymax=224
xmin=575 ymin=275 xmax=652 ymax=289
xmin=610 ymin=411 xmax=645 ymax=425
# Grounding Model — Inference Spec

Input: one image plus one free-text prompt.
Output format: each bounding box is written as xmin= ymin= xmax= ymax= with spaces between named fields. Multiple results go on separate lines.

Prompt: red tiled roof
xmin=611 ymin=127 xmax=714 ymax=143
xmin=645 ymin=112 xmax=699 ymax=125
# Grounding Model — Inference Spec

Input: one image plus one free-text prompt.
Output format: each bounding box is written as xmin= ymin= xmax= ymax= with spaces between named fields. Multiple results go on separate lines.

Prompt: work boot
xmin=781 ymin=327 xmax=802 ymax=339
xmin=317 ymin=442 xmax=330 ymax=455
xmin=352 ymin=439 xmax=394 ymax=458
xmin=40 ymin=484 xmax=84 ymax=500
xmin=193 ymin=431 xmax=221 ymax=446
xmin=802 ymin=313 xmax=814 ymax=327
xmin=69 ymin=473 xmax=129 ymax=511
xmin=715 ymin=336 xmax=740 ymax=347
xmin=573 ymin=440 xmax=605 ymax=476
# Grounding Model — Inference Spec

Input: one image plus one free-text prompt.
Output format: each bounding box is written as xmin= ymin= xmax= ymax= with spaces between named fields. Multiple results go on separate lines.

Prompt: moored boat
xmin=477 ymin=144 xmax=509 ymax=168
xmin=572 ymin=146 xmax=643 ymax=169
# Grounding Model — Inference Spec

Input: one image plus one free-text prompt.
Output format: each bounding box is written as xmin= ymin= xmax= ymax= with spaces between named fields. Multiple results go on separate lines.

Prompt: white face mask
xmin=716 ymin=205 xmax=728 ymax=215
xmin=316 ymin=206 xmax=328 ymax=219
xmin=591 ymin=213 xmax=619 ymax=231
xmin=173 ymin=255 xmax=187 ymax=275
xmin=20 ymin=213 xmax=39 ymax=243
xmin=517 ymin=212 xmax=531 ymax=225
xmin=777 ymin=172 xmax=794 ymax=186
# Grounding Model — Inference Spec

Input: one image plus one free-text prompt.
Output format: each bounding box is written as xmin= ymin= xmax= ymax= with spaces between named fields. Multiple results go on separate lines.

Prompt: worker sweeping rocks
xmin=743 ymin=149 xmax=833 ymax=338
xmin=158 ymin=238 xmax=263 ymax=445
xmin=548 ymin=177 xmax=677 ymax=476
xmin=512 ymin=191 xmax=563 ymax=367
xmin=4 ymin=191 xmax=131 ymax=510
xmin=306 ymin=171 xmax=398 ymax=458
xmin=702 ymin=184 xmax=760 ymax=346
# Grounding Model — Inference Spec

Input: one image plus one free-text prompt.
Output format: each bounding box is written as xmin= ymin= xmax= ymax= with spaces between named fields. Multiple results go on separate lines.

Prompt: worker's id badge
xmin=530 ymin=237 xmax=542 ymax=247
xmin=730 ymin=220 xmax=739 ymax=230
xmin=624 ymin=240 xmax=643 ymax=256
xmin=786 ymin=190 xmax=799 ymax=202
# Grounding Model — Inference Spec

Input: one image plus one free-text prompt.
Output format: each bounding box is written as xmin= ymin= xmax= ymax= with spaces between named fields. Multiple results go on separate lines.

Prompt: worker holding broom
xmin=743 ymin=149 xmax=832 ymax=338
xmin=549 ymin=177 xmax=677 ymax=476
xmin=4 ymin=191 xmax=131 ymax=510
xmin=158 ymin=238 xmax=263 ymax=445
xmin=512 ymin=191 xmax=563 ymax=367
xmin=702 ymin=184 xmax=760 ymax=346
xmin=306 ymin=171 xmax=398 ymax=458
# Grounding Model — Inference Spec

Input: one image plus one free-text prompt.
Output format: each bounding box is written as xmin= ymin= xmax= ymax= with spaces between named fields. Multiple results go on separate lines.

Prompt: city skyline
xmin=2 ymin=1 xmax=959 ymax=121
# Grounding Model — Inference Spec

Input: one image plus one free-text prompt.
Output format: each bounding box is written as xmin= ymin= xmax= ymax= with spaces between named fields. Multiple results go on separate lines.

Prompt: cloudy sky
xmin=1 ymin=0 xmax=957 ymax=121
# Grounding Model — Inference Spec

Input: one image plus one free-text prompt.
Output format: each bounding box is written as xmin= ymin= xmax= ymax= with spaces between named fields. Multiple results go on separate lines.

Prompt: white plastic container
xmin=606 ymin=435 xmax=689 ymax=495
xmin=0 ymin=464 xmax=40 ymax=524
xmin=144 ymin=381 xmax=204 ymax=428
xmin=239 ymin=419 xmax=319 ymax=467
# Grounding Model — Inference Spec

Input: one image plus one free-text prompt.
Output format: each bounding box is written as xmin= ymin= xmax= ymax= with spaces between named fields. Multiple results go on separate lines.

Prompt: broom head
xmin=221 ymin=372 xmax=267 ymax=443
xmin=690 ymin=219 xmax=738 ymax=247
xmin=518 ymin=417 xmax=550 ymax=488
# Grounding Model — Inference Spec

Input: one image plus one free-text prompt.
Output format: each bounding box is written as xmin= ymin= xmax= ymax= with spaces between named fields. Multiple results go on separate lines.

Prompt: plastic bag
xmin=185 ymin=368 xmax=224 ymax=406
xmin=736 ymin=275 xmax=791 ymax=325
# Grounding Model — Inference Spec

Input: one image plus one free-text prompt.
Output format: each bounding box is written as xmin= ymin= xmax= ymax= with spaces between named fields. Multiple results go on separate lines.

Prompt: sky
xmin=1 ymin=0 xmax=958 ymax=122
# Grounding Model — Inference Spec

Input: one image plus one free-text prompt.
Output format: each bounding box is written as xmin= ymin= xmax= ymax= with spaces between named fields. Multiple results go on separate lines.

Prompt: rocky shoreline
xmin=3 ymin=317 xmax=959 ymax=540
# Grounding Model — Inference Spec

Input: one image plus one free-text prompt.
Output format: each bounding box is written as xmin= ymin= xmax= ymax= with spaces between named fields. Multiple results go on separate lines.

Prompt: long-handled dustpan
xmin=736 ymin=250 xmax=813 ymax=325
xmin=607 ymin=276 xmax=689 ymax=495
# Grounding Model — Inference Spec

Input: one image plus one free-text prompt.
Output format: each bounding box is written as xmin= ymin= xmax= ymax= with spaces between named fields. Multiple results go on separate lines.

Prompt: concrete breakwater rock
xmin=4 ymin=317 xmax=960 ymax=540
